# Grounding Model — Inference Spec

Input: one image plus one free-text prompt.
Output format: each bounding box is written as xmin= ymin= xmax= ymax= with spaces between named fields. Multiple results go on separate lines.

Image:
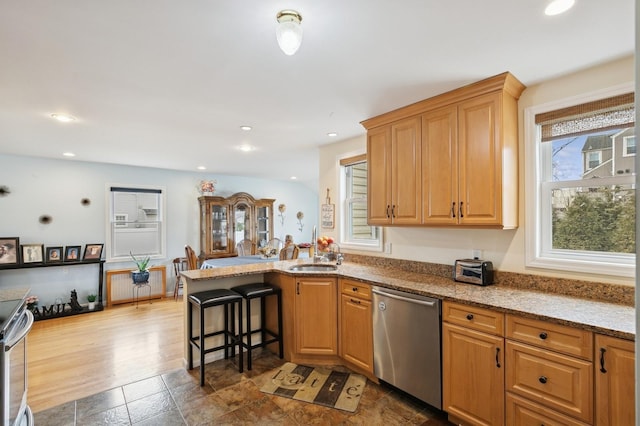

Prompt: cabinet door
xmin=443 ymin=322 xmax=505 ymax=426
xmin=295 ymin=278 xmax=337 ymax=355
xmin=458 ymin=92 xmax=503 ymax=225
xmin=391 ymin=116 xmax=422 ymax=224
xmin=422 ymin=106 xmax=458 ymax=224
xmin=595 ymin=335 xmax=635 ymax=426
xmin=367 ymin=126 xmax=392 ymax=225
xmin=339 ymin=293 xmax=373 ymax=373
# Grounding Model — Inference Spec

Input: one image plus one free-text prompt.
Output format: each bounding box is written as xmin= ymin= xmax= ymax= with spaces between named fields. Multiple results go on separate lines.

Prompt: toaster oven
xmin=453 ymin=259 xmax=494 ymax=286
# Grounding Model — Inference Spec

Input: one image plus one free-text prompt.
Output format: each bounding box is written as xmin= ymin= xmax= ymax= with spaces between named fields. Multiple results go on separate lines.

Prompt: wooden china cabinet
xmin=198 ymin=192 xmax=274 ymax=259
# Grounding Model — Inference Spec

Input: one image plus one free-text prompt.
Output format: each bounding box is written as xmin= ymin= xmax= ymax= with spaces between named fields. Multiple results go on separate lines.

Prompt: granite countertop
xmin=182 ymin=260 xmax=635 ymax=340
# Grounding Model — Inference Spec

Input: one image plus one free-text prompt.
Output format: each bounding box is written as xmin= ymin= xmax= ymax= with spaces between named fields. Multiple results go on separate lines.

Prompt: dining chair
xmin=184 ymin=245 xmax=199 ymax=270
xmin=236 ymin=239 xmax=255 ymax=256
xmin=172 ymin=257 xmax=188 ymax=300
xmin=267 ymin=238 xmax=282 ymax=252
xmin=279 ymin=244 xmax=299 ymax=260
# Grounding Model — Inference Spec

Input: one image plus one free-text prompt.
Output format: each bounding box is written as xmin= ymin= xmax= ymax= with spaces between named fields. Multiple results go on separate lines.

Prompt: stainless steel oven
xmin=0 ymin=301 xmax=34 ymax=426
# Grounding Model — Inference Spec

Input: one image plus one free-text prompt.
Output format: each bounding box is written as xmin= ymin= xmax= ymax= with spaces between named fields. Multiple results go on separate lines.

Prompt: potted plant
xmin=130 ymin=252 xmax=151 ymax=283
xmin=87 ymin=294 xmax=97 ymax=310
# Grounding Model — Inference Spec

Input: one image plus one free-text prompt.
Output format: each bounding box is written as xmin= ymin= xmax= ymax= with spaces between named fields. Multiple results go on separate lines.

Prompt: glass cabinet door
xmin=233 ymin=203 xmax=251 ymax=247
xmin=256 ymin=205 xmax=271 ymax=248
xmin=210 ymin=204 xmax=229 ymax=253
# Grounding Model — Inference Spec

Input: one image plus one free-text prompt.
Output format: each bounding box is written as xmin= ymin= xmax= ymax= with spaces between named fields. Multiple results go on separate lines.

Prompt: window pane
xmin=551 ymin=184 xmax=635 ymax=254
xmin=343 ymin=160 xmax=380 ymax=248
xmin=110 ymin=188 xmax=163 ymax=259
xmin=551 ymin=127 xmax=635 ymax=181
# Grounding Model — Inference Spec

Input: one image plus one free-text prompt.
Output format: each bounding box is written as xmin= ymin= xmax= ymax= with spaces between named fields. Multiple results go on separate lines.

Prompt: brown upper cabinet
xmin=362 ymin=72 xmax=525 ymax=229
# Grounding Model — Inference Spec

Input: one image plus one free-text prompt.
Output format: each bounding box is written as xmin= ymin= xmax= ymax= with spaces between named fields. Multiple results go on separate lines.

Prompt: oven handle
xmin=5 ymin=308 xmax=34 ymax=350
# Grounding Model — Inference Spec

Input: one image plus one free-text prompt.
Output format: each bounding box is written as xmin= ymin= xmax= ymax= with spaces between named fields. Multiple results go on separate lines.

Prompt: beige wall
xmin=319 ymin=55 xmax=635 ymax=286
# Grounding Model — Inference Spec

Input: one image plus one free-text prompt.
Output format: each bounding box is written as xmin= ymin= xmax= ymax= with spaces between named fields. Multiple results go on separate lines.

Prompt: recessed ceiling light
xmin=238 ymin=144 xmax=255 ymax=152
xmin=327 ymin=132 xmax=338 ymax=137
xmin=240 ymin=125 xmax=252 ymax=131
xmin=545 ymin=0 xmax=575 ymax=15
xmin=197 ymin=166 xmax=206 ymax=170
xmin=290 ymin=176 xmax=297 ymax=180
xmin=63 ymin=152 xmax=75 ymax=157
xmin=51 ymin=113 xmax=76 ymax=123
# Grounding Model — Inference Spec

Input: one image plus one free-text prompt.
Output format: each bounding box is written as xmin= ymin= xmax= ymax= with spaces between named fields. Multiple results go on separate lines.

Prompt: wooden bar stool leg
xmin=199 ymin=305 xmax=205 ymax=386
xmin=277 ymin=291 xmax=284 ymax=358
xmin=245 ymin=297 xmax=252 ymax=371
xmin=237 ymin=300 xmax=243 ymax=373
xmin=187 ymin=302 xmax=193 ymax=370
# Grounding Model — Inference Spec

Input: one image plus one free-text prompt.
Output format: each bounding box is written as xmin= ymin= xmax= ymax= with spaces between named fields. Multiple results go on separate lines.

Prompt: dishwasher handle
xmin=372 ymin=287 xmax=437 ymax=307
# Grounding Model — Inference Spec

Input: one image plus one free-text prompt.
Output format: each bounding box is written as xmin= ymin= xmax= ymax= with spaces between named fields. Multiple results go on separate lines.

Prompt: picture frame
xmin=83 ymin=243 xmax=104 ymax=260
xmin=321 ymin=204 xmax=335 ymax=229
xmin=64 ymin=245 xmax=81 ymax=262
xmin=21 ymin=244 xmax=44 ymax=264
xmin=46 ymin=246 xmax=63 ymax=263
xmin=0 ymin=237 xmax=20 ymax=265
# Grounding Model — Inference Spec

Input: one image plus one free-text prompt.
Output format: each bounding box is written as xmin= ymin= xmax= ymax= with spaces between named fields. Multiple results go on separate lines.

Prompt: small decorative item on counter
xmin=296 ymin=211 xmax=304 ymax=232
xmin=26 ymin=295 xmax=38 ymax=311
xmin=278 ymin=204 xmax=286 ymax=225
xmin=316 ymin=236 xmax=334 ymax=252
xmin=198 ymin=180 xmax=217 ymax=195
xmin=258 ymin=246 xmax=278 ymax=258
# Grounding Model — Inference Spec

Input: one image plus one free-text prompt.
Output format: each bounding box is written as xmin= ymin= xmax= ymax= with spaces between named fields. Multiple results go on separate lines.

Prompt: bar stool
xmin=188 ymin=289 xmax=243 ymax=386
xmin=230 ymin=283 xmax=283 ymax=370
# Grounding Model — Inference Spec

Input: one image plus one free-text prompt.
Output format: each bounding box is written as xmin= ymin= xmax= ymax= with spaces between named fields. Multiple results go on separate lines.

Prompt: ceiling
xmin=0 ymin=1 xmax=634 ymax=189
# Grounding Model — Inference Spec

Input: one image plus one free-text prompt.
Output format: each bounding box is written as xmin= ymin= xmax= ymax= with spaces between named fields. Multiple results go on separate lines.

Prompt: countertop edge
xmin=181 ymin=261 xmax=635 ymax=340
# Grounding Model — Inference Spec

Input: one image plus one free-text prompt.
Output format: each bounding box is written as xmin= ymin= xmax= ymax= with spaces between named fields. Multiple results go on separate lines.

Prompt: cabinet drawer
xmin=506 ymin=315 xmax=593 ymax=360
xmin=506 ymin=341 xmax=593 ymax=423
xmin=506 ymin=393 xmax=590 ymax=426
xmin=340 ymin=279 xmax=371 ymax=300
xmin=443 ymin=301 xmax=504 ymax=336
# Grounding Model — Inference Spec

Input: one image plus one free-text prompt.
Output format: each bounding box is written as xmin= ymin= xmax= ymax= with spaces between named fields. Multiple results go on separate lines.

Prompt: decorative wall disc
xmin=39 ymin=215 xmax=52 ymax=224
xmin=81 ymin=198 xmax=91 ymax=206
xmin=0 ymin=186 xmax=10 ymax=196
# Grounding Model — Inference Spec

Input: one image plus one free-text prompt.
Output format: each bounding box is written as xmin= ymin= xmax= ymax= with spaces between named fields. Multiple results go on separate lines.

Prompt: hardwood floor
xmin=27 ymin=298 xmax=185 ymax=413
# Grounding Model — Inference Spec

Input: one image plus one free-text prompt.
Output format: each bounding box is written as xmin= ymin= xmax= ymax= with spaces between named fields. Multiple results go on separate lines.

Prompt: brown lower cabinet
xmin=595 ymin=334 xmax=636 ymax=425
xmin=339 ymin=279 xmax=374 ymax=375
xmin=294 ymin=277 xmax=338 ymax=355
xmin=442 ymin=302 xmax=505 ymax=426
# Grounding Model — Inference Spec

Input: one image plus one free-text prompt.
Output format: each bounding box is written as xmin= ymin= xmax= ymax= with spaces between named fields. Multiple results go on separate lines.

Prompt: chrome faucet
xmin=311 ymin=226 xmax=321 ymax=263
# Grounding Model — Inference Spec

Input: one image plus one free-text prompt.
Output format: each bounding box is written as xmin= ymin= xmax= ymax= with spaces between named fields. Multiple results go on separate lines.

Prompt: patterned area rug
xmin=260 ymin=362 xmax=367 ymax=412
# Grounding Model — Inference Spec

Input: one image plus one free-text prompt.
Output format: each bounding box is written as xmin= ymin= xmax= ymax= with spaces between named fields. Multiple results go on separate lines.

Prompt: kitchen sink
xmin=288 ymin=264 xmax=338 ymax=272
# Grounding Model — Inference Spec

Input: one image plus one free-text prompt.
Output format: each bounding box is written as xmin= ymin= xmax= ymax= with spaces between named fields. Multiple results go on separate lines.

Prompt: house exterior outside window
xmin=525 ymin=88 xmax=635 ymax=277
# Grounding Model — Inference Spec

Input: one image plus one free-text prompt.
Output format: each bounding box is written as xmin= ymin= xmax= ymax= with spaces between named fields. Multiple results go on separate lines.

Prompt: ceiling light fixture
xmin=50 ymin=113 xmax=76 ymax=123
xmin=62 ymin=152 xmax=75 ymax=157
xmin=276 ymin=10 xmax=303 ymax=56
xmin=240 ymin=125 xmax=252 ymax=131
xmin=197 ymin=166 xmax=206 ymax=170
xmin=544 ymin=0 xmax=575 ymax=15
xmin=238 ymin=144 xmax=254 ymax=152
xmin=327 ymin=132 xmax=338 ymax=137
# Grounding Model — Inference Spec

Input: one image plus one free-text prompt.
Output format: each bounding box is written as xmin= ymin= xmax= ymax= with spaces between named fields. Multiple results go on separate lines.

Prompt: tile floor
xmin=34 ymin=349 xmax=453 ymax=425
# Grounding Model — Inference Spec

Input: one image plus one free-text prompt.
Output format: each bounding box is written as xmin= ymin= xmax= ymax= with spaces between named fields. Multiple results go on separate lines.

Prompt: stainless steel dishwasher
xmin=372 ymin=286 xmax=441 ymax=409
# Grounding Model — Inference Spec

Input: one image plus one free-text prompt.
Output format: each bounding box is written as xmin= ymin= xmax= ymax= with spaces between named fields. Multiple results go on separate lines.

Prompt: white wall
xmin=320 ymin=55 xmax=635 ymax=286
xmin=0 ymin=154 xmax=318 ymax=304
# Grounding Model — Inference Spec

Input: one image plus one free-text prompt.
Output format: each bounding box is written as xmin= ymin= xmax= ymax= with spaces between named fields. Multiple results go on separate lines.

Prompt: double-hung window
xmin=525 ymin=89 xmax=635 ymax=277
xmin=340 ymin=154 xmax=382 ymax=251
xmin=106 ymin=185 xmax=166 ymax=261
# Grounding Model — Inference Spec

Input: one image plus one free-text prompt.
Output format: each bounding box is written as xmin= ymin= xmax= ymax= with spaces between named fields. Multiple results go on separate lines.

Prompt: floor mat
xmin=260 ymin=362 xmax=366 ymax=413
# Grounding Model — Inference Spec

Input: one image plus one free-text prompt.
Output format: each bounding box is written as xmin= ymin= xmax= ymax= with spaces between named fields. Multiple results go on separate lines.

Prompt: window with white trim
xmin=623 ymin=135 xmax=636 ymax=156
xmin=526 ymin=89 xmax=635 ymax=277
xmin=340 ymin=155 xmax=382 ymax=251
xmin=106 ymin=186 xmax=166 ymax=261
